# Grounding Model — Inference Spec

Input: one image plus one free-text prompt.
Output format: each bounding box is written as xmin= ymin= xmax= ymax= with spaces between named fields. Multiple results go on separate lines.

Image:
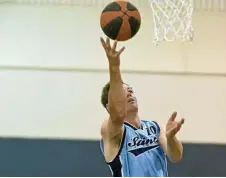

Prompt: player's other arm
xmin=159 ymin=112 xmax=184 ymax=163
xmin=101 ymin=37 xmax=127 ymax=129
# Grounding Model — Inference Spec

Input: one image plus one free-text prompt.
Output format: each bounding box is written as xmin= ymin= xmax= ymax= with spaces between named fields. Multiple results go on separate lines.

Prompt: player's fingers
xmin=106 ymin=38 xmax=111 ymax=49
xmin=112 ymin=40 xmax=118 ymax=51
xmin=100 ymin=37 xmax=105 ymax=44
xmin=100 ymin=37 xmax=106 ymax=48
xmin=171 ymin=125 xmax=181 ymax=136
xmin=176 ymin=123 xmax=182 ymax=130
xmin=169 ymin=128 xmax=177 ymax=137
xmin=178 ymin=118 xmax=185 ymax=125
xmin=169 ymin=122 xmax=182 ymax=137
xmin=117 ymin=46 xmax=125 ymax=56
xmin=168 ymin=111 xmax=177 ymax=122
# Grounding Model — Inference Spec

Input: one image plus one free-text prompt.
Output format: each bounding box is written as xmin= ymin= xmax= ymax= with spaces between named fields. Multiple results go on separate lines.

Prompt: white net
xmin=149 ymin=0 xmax=194 ymax=44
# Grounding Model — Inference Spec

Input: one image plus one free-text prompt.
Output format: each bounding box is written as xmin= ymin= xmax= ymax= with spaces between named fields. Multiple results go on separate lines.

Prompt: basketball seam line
xmin=120 ymin=10 xmax=130 ymax=18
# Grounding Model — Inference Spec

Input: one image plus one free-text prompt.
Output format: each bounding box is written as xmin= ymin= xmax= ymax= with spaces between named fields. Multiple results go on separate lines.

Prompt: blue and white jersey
xmin=100 ymin=120 xmax=168 ymax=177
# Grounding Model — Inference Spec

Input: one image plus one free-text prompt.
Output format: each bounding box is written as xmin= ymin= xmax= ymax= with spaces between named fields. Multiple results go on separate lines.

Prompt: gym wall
xmin=0 ymin=1 xmax=225 ymax=176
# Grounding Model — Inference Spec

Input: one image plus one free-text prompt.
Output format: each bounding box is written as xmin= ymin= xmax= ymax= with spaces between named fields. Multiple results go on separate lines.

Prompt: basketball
xmin=100 ymin=0 xmax=141 ymax=41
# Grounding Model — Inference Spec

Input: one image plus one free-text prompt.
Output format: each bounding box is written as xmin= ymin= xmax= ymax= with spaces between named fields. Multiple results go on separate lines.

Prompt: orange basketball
xmin=100 ymin=0 xmax=141 ymax=41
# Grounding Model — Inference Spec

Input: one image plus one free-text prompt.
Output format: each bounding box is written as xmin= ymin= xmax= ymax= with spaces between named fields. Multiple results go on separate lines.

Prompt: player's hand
xmin=100 ymin=37 xmax=125 ymax=67
xmin=166 ymin=112 xmax=184 ymax=139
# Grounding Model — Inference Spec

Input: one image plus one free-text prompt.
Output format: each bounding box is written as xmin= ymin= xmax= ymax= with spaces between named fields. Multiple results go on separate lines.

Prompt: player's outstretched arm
xmin=100 ymin=37 xmax=126 ymax=137
xmin=159 ymin=112 xmax=184 ymax=163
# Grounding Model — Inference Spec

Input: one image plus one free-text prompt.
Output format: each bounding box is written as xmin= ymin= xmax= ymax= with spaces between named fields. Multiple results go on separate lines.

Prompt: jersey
xmin=100 ymin=120 xmax=168 ymax=177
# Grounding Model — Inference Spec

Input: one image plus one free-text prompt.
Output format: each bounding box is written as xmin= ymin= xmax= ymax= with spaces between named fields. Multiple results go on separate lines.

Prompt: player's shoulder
xmin=142 ymin=119 xmax=159 ymax=125
xmin=100 ymin=119 xmax=109 ymax=137
xmin=142 ymin=120 xmax=161 ymax=131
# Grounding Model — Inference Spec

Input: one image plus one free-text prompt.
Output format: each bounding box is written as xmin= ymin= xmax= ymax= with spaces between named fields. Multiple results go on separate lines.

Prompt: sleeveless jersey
xmin=100 ymin=120 xmax=168 ymax=177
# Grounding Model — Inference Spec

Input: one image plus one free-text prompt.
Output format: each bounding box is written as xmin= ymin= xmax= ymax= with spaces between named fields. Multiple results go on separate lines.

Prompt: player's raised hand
xmin=166 ymin=112 xmax=185 ymax=139
xmin=100 ymin=37 xmax=125 ymax=67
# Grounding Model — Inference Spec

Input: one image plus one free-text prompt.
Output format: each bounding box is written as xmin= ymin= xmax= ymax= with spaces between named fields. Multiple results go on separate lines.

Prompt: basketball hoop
xmin=149 ymin=0 xmax=194 ymax=45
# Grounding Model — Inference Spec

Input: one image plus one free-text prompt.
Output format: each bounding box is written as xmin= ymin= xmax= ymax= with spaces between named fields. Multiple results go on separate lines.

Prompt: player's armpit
xmin=100 ymin=119 xmax=124 ymax=163
xmin=101 ymin=118 xmax=124 ymax=140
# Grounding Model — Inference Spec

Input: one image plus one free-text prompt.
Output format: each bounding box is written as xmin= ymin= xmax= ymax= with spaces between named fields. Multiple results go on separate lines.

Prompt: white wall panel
xmin=0 ymin=70 xmax=225 ymax=144
xmin=0 ymin=3 xmax=225 ymax=73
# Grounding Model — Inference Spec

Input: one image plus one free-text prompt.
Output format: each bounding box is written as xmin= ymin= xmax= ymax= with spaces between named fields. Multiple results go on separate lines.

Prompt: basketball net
xmin=149 ymin=0 xmax=194 ymax=45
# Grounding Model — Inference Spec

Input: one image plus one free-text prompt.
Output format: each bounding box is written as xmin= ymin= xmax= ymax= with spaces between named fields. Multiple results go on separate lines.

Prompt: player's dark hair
xmin=101 ymin=81 xmax=110 ymax=108
xmin=101 ymin=81 xmax=126 ymax=108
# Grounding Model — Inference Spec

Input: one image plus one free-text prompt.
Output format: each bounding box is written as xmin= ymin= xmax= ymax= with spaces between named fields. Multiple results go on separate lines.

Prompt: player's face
xmin=123 ymin=84 xmax=138 ymax=112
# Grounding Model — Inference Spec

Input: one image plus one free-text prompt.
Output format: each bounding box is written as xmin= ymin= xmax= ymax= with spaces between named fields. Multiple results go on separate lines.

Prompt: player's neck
xmin=125 ymin=111 xmax=140 ymax=129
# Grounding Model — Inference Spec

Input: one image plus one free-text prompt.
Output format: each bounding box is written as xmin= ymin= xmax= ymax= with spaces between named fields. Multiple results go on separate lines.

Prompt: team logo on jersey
xmin=127 ymin=125 xmax=159 ymax=156
xmin=127 ymin=136 xmax=159 ymax=156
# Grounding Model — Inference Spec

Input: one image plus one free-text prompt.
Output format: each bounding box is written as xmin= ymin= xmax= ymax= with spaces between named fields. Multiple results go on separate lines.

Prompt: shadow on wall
xmin=0 ymin=138 xmax=225 ymax=177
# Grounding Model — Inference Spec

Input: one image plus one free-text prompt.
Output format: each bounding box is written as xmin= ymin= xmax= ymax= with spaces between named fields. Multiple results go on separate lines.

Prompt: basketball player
xmin=99 ymin=37 xmax=185 ymax=177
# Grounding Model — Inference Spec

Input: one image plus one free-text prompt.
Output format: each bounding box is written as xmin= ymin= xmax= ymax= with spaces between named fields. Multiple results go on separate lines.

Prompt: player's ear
xmin=105 ymin=104 xmax=109 ymax=113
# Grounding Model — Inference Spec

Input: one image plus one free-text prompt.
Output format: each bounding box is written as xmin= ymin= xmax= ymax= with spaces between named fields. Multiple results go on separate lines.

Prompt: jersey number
xmin=146 ymin=126 xmax=156 ymax=135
